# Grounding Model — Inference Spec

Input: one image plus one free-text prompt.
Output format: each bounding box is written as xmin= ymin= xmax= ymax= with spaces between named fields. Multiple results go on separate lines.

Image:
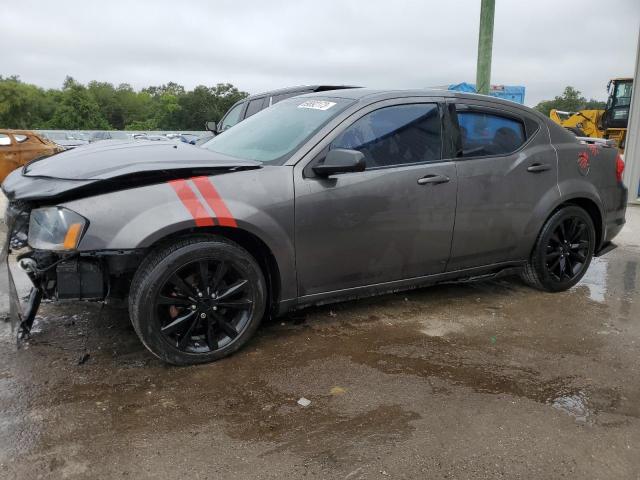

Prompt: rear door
xmin=445 ymin=101 xmax=559 ymax=270
xmin=294 ymin=99 xmax=458 ymax=297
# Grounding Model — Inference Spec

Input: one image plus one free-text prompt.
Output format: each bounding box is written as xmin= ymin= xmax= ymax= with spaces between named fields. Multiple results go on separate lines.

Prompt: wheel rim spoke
xmin=558 ymin=221 xmax=567 ymax=242
xmin=217 ymin=299 xmax=253 ymax=310
xmin=198 ymin=261 xmax=209 ymax=294
xmin=571 ymin=223 xmax=586 ymax=242
xmin=162 ymin=310 xmax=197 ymax=335
xmin=571 ymin=250 xmax=587 ymax=263
xmin=212 ymin=311 xmax=239 ymax=338
xmin=211 ymin=262 xmax=227 ymax=291
xmin=546 ymin=251 xmax=561 ymax=261
xmin=206 ymin=321 xmax=218 ymax=350
xmin=157 ymin=295 xmax=193 ymax=306
xmin=217 ymin=280 xmax=248 ymax=300
xmin=178 ymin=316 xmax=199 ymax=349
xmin=168 ymin=274 xmax=197 ymax=299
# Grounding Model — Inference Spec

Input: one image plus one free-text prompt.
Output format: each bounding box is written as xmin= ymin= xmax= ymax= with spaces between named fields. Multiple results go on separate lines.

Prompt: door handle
xmin=417 ymin=174 xmax=450 ymax=185
xmin=527 ymin=163 xmax=551 ymax=173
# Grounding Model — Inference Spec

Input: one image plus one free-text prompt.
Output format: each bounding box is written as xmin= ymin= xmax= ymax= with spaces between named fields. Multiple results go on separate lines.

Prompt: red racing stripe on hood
xmin=168 ymin=179 xmax=215 ymax=227
xmin=191 ymin=176 xmax=238 ymax=228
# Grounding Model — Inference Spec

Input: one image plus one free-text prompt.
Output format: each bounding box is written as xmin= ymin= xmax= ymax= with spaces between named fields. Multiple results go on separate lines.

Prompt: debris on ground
xmin=77 ymin=352 xmax=90 ymax=365
xmin=330 ymin=386 xmax=346 ymax=396
xmin=297 ymin=397 xmax=311 ymax=407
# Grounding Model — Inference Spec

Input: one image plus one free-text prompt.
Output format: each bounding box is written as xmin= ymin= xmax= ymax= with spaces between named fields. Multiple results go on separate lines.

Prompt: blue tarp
xmin=448 ymin=82 xmax=526 ymax=104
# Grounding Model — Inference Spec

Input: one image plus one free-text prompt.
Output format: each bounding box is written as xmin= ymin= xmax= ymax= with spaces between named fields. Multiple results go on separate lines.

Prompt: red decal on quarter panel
xmin=168 ymin=179 xmax=215 ymax=227
xmin=191 ymin=176 xmax=238 ymax=227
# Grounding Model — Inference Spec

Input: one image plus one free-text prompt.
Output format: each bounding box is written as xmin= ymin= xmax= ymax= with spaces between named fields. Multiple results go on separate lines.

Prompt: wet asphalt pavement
xmin=1 ymin=193 xmax=639 ymax=479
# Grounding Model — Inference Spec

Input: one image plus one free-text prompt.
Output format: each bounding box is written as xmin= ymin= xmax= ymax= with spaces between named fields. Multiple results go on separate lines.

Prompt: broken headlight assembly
xmin=28 ymin=207 xmax=88 ymax=251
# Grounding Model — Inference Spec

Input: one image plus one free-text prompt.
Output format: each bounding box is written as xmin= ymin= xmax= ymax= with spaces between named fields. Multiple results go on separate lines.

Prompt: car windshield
xmin=201 ymin=97 xmax=354 ymax=164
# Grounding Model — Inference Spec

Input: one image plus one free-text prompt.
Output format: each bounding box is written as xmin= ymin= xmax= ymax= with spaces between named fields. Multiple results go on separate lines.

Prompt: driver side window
xmin=330 ymin=103 xmax=442 ymax=169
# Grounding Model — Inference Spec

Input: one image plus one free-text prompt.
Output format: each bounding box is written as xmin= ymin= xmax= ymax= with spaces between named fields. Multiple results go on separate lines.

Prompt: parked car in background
xmin=179 ymin=133 xmax=200 ymax=145
xmin=144 ymin=135 xmax=171 ymax=141
xmin=135 ymin=134 xmax=167 ymax=141
xmin=40 ymin=131 xmax=89 ymax=149
xmin=2 ymin=89 xmax=627 ymax=365
xmin=0 ymin=129 xmax=63 ymax=182
xmin=194 ymin=132 xmax=214 ymax=146
xmin=89 ymin=131 xmax=131 ymax=142
xmin=208 ymin=85 xmax=359 ymax=134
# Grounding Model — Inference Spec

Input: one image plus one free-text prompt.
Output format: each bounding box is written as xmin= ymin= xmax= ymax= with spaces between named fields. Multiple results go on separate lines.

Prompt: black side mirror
xmin=312 ymin=149 xmax=366 ymax=177
xmin=206 ymin=121 xmax=218 ymax=134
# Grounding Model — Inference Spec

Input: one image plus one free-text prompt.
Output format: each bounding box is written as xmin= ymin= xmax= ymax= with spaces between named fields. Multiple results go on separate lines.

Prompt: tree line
xmin=0 ymin=75 xmax=247 ymax=131
xmin=533 ymin=86 xmax=605 ymax=116
xmin=0 ymin=75 xmax=606 ymax=131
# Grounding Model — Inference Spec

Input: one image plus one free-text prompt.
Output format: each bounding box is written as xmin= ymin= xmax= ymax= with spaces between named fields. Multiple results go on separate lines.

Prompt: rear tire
xmin=522 ymin=206 xmax=595 ymax=292
xmin=129 ymin=235 xmax=267 ymax=365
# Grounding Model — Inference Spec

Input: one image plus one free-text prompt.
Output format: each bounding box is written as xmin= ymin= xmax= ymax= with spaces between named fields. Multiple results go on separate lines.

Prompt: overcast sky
xmin=3 ymin=0 xmax=639 ymax=106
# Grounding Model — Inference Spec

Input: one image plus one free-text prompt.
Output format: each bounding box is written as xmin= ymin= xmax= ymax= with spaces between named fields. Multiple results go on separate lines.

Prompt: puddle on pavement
xmin=1 ymin=274 xmax=639 ymax=464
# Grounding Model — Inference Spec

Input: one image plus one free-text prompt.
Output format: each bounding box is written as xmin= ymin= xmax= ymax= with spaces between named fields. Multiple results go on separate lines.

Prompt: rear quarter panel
xmin=551 ymin=120 xmax=626 ymax=245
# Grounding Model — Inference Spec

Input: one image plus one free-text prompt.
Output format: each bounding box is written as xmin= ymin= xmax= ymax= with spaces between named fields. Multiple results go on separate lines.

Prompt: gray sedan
xmin=2 ymin=89 xmax=628 ymax=365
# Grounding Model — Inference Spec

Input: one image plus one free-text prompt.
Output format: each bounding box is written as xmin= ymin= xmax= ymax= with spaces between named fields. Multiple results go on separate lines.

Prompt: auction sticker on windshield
xmin=297 ymin=100 xmax=336 ymax=111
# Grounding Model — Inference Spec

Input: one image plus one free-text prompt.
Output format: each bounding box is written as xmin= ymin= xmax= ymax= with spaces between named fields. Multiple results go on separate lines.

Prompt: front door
xmin=294 ymin=101 xmax=458 ymax=297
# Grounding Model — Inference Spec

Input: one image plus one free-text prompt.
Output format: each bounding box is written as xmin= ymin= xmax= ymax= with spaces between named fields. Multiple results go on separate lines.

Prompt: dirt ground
xmin=1 ymin=193 xmax=639 ymax=479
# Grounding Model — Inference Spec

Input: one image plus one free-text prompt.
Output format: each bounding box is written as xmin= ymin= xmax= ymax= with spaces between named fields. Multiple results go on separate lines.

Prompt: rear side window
xmin=245 ymin=98 xmax=267 ymax=118
xmin=330 ymin=103 xmax=442 ymax=169
xmin=456 ymin=110 xmax=525 ymax=157
xmin=0 ymin=133 xmax=12 ymax=146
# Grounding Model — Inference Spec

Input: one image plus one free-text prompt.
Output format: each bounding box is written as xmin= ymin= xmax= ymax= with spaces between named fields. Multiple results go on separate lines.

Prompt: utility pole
xmin=476 ymin=0 xmax=495 ymax=95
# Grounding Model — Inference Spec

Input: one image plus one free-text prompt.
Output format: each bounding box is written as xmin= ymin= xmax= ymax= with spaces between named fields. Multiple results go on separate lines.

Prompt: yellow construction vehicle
xmin=549 ymin=78 xmax=633 ymax=152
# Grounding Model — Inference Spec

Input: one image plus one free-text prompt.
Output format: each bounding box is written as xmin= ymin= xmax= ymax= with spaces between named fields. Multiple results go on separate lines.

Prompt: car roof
xmin=296 ymin=88 xmax=543 ymax=116
xmin=245 ymin=85 xmax=359 ymax=100
xmin=0 ymin=129 xmax=38 ymax=135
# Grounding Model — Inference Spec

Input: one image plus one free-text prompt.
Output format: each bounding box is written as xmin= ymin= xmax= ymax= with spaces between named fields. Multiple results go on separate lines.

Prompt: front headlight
xmin=28 ymin=207 xmax=88 ymax=251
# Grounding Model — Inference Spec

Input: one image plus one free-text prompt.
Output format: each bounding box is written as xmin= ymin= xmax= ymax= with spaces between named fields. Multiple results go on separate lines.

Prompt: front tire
xmin=129 ymin=235 xmax=267 ymax=365
xmin=522 ymin=206 xmax=595 ymax=292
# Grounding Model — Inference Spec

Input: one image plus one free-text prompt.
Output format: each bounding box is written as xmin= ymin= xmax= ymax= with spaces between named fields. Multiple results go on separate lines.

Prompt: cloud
xmin=2 ymin=0 xmax=638 ymax=106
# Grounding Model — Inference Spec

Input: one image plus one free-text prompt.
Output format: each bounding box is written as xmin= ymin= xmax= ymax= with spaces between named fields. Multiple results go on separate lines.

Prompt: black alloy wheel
xmin=522 ymin=206 xmax=595 ymax=292
xmin=130 ymin=236 xmax=267 ymax=365
xmin=157 ymin=259 xmax=254 ymax=353
xmin=543 ymin=216 xmax=591 ymax=282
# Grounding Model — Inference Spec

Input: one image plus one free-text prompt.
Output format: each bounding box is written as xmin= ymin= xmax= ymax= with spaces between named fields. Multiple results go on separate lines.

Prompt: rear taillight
xmin=616 ymin=154 xmax=625 ymax=182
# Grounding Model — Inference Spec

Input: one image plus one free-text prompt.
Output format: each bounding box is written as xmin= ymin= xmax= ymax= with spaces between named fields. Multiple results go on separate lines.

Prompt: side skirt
xmin=277 ymin=261 xmax=526 ymax=315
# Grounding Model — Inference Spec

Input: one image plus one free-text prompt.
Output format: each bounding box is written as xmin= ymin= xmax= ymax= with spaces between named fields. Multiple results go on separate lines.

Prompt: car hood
xmin=2 ymin=139 xmax=261 ymax=202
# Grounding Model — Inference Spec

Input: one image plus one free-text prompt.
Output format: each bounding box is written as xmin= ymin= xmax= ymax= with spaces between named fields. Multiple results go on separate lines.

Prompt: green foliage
xmin=534 ymin=86 xmax=606 ymax=117
xmin=0 ymin=76 xmax=247 ymax=131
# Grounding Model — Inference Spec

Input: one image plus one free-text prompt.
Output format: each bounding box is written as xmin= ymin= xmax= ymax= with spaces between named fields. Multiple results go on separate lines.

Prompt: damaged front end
xmin=3 ymin=201 xmax=142 ymax=339
xmin=2 ymin=201 xmax=41 ymax=338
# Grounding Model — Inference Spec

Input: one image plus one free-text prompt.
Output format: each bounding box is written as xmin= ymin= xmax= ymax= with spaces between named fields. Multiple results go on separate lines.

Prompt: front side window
xmin=244 ymin=98 xmax=267 ymax=118
xmin=456 ymin=110 xmax=525 ymax=157
xmin=330 ymin=103 xmax=442 ymax=169
xmin=220 ymin=103 xmax=243 ymax=131
xmin=13 ymin=134 xmax=28 ymax=143
xmin=202 ymin=97 xmax=354 ymax=164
